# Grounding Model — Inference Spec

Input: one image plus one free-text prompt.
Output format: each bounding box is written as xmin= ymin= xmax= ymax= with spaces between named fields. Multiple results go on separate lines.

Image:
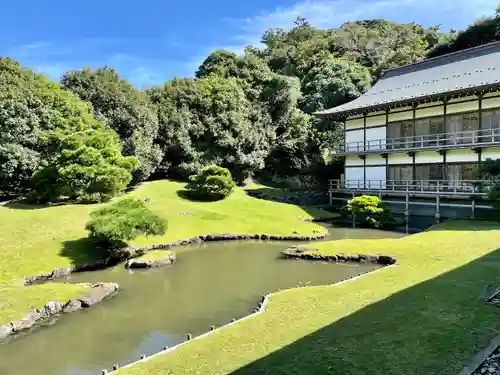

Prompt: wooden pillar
xmin=343 ymin=118 xmax=347 ymax=152
xmin=352 ymin=192 xmax=356 ymax=228
xmin=478 ymin=94 xmax=483 ymax=130
xmin=363 ymin=113 xmax=367 ymax=151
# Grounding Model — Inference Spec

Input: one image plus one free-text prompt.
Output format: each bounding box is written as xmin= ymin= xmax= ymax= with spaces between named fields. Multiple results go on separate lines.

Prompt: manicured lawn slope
xmin=128 ymin=181 xmax=330 ymax=247
xmin=0 ymin=180 xmax=326 ymax=324
xmin=115 ymin=220 xmax=500 ymax=375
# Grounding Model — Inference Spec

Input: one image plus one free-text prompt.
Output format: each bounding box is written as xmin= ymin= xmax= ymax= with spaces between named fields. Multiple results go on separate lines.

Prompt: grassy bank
xmin=115 ymin=220 xmax=500 ymax=375
xmin=0 ymin=180 xmax=327 ymax=325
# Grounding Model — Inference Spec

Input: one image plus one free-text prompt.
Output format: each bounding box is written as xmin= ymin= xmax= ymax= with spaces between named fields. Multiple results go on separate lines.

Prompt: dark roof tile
xmin=314 ymin=41 xmax=500 ymax=117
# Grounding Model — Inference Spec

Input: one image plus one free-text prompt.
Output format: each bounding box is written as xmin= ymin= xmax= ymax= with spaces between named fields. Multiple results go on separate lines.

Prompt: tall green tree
xmin=427 ymin=8 xmax=500 ymax=58
xmin=61 ymin=67 xmax=161 ymax=182
xmin=148 ymin=75 xmax=275 ymax=182
xmin=195 ymin=50 xmax=239 ymax=79
xmin=0 ymin=57 xmax=104 ymax=197
xmin=301 ymin=56 xmax=372 ymax=113
xmin=30 ymin=126 xmax=139 ymax=203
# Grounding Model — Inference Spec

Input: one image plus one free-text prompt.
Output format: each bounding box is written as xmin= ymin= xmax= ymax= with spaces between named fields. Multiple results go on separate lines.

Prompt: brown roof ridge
xmin=380 ymin=40 xmax=500 ymax=78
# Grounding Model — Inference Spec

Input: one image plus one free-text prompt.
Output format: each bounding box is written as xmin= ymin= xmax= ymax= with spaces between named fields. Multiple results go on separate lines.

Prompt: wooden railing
xmin=329 ymin=179 xmax=491 ymax=196
xmin=340 ymin=128 xmax=500 ymax=154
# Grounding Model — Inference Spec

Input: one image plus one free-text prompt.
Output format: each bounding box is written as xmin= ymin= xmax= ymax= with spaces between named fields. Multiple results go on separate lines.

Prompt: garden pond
xmin=0 ymin=226 xmax=403 ymax=375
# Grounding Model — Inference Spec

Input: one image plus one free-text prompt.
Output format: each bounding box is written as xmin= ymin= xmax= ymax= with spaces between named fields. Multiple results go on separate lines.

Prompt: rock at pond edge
xmin=78 ymin=283 xmax=119 ymax=307
xmin=125 ymin=252 xmax=177 ymax=269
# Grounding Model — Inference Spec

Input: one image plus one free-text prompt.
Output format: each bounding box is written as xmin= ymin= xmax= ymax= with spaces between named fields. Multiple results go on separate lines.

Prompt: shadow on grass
xmin=176 ymin=189 xmax=225 ymax=203
xmin=228 ymin=244 xmax=500 ymax=375
xmin=3 ymin=199 xmax=97 ymax=211
xmin=60 ymin=237 xmax=108 ymax=266
xmin=3 ymin=200 xmax=55 ymax=210
xmin=245 ymin=186 xmax=339 ymax=222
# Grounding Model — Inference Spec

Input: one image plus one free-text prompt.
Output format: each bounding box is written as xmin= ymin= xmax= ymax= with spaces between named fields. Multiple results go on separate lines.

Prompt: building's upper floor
xmin=314 ymin=41 xmax=500 ymax=156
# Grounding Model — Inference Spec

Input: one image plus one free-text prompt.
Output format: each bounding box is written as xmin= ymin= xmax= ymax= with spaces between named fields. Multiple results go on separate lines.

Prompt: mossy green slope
xmin=0 ymin=180 xmax=325 ymax=324
xmin=115 ymin=220 xmax=500 ymax=375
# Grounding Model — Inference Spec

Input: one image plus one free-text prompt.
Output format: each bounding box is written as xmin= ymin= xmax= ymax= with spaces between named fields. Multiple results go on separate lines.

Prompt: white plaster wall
xmin=387 ymin=153 xmax=412 ymax=165
xmin=345 ymin=129 xmax=364 ymax=152
xmin=414 ymin=151 xmax=443 ymax=164
xmin=388 ymin=110 xmax=412 ymax=122
xmin=447 ymin=100 xmax=478 ymax=114
xmin=365 ymin=126 xmax=386 ymax=151
xmin=345 ymin=156 xmax=364 ymax=167
xmin=483 ymin=147 xmax=500 ymax=160
xmin=366 ymin=114 xmax=386 ymax=127
xmin=345 ymin=117 xmax=364 ymax=130
xmin=365 ymin=166 xmax=386 ymax=189
xmin=415 ymin=104 xmax=444 ymax=119
xmin=482 ymin=97 xmax=500 ymax=110
xmin=366 ymin=154 xmax=385 ymax=166
xmin=345 ymin=167 xmax=364 ymax=188
xmin=447 ymin=149 xmax=479 ymax=163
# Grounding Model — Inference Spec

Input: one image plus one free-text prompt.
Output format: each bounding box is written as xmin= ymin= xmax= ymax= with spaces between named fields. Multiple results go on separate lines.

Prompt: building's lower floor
xmin=344 ymin=147 xmax=500 ymax=186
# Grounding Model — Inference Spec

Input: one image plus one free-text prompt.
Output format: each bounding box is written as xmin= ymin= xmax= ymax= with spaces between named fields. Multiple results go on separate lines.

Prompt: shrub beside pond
xmin=346 ymin=195 xmax=395 ymax=229
xmin=85 ymin=197 xmax=167 ymax=254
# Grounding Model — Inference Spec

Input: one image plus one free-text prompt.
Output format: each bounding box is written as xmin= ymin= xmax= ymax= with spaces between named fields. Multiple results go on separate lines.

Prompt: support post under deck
xmin=435 ymin=196 xmax=441 ymax=224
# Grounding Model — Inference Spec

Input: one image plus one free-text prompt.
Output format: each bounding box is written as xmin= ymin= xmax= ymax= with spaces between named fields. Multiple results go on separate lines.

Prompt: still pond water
xmin=0 ymin=227 xmax=403 ymax=375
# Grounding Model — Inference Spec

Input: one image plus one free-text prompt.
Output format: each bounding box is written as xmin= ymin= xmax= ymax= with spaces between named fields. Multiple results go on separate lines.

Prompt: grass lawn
xmin=0 ymin=180 xmax=326 ymax=325
xmin=114 ymin=220 xmax=500 ymax=375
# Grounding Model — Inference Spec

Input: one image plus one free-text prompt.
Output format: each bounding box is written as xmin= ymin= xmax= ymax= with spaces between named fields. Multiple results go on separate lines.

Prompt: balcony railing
xmin=340 ymin=128 xmax=500 ymax=155
xmin=329 ymin=179 xmax=492 ymax=196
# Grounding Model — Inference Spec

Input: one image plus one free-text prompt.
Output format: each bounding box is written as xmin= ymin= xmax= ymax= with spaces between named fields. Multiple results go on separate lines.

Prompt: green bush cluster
xmin=346 ymin=195 xmax=395 ymax=229
xmin=85 ymin=197 xmax=166 ymax=252
xmin=185 ymin=165 xmax=236 ymax=201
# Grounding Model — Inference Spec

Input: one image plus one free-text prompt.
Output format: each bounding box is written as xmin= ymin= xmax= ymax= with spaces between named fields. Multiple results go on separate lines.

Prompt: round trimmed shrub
xmin=346 ymin=195 xmax=395 ymax=229
xmin=185 ymin=165 xmax=236 ymax=200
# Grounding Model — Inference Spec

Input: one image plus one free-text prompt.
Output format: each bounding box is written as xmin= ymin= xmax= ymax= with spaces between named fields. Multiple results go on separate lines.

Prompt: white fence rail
xmin=340 ymin=128 xmax=500 ymax=154
xmin=329 ymin=179 xmax=491 ymax=196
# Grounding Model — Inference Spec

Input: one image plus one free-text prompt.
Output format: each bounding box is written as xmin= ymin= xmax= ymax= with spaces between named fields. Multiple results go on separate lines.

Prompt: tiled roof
xmin=314 ymin=41 xmax=500 ymax=117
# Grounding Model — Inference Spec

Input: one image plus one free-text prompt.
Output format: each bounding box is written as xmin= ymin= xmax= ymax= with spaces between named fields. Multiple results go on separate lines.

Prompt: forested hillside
xmin=2 ymin=7 xmax=499 ymax=199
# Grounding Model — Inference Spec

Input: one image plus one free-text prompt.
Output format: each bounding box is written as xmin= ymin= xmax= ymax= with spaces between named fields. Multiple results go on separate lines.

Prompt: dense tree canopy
xmin=61 ymin=67 xmax=161 ymax=182
xmin=427 ymin=8 xmax=500 ymax=58
xmin=301 ymin=57 xmax=372 ymax=113
xmin=0 ymin=58 xmax=105 ymax=196
xmin=30 ymin=126 xmax=139 ymax=203
xmin=2 ymin=6 xmax=498 ymax=197
xmin=148 ymin=75 xmax=275 ymax=182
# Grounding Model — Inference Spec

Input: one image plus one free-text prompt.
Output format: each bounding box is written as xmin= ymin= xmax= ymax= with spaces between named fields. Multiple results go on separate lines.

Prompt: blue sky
xmin=2 ymin=0 xmax=498 ymax=87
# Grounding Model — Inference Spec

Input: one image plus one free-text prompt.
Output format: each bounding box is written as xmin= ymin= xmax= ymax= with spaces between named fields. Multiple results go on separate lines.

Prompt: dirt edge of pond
xmin=24 ymin=232 xmax=329 ymax=284
xmin=282 ymin=247 xmax=397 ymax=266
xmin=105 ymin=264 xmax=397 ymax=374
xmin=0 ymin=282 xmax=119 ymax=341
